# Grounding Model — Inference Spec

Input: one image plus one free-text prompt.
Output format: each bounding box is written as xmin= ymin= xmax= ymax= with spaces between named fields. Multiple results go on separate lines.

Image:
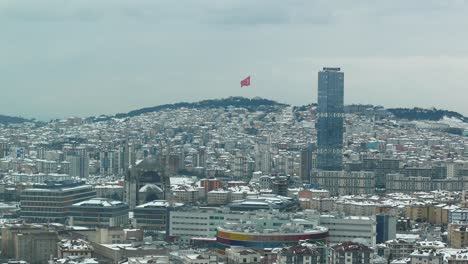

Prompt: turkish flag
xmin=240 ymin=76 xmax=251 ymax=87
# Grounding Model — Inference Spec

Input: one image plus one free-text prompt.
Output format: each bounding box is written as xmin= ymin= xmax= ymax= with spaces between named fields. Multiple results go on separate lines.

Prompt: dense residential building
xmin=450 ymin=226 xmax=468 ymax=248
xmin=385 ymin=239 xmax=416 ymax=260
xmin=276 ymin=243 xmax=328 ymax=264
xmin=65 ymin=147 xmax=89 ymax=178
xmin=330 ymin=242 xmax=374 ymax=264
xmin=20 ymin=180 xmax=96 ymax=223
xmin=313 ymin=171 xmax=375 ymax=196
xmin=3 ymin=79 xmax=468 ymax=263
xmin=409 ymin=250 xmax=443 ymax=264
xmin=225 ymin=247 xmax=262 ymax=264
xmin=1 ymin=224 xmax=59 ymax=264
xmin=362 ymin=158 xmax=400 ymax=189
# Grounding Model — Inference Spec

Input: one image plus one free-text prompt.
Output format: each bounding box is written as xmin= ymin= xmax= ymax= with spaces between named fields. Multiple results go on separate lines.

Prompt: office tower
xmin=376 ymin=214 xmax=397 ymax=244
xmin=316 ymin=67 xmax=344 ymax=171
xmin=20 ymin=180 xmax=96 ymax=223
xmin=134 ymin=200 xmax=184 ymax=237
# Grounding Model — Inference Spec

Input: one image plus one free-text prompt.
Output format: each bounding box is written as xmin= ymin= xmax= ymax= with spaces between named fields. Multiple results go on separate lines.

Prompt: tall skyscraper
xmin=316 ymin=67 xmax=344 ymax=171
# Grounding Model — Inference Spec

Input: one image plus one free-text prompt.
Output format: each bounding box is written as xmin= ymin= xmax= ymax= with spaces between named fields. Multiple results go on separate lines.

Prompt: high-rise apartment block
xmin=316 ymin=67 xmax=344 ymax=171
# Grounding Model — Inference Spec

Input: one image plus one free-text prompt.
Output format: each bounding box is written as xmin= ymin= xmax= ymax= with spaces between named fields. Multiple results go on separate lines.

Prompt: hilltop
xmin=89 ymin=97 xmax=288 ymax=122
xmin=386 ymin=107 xmax=468 ymax=122
xmin=2 ymin=98 xmax=467 ymax=125
xmin=0 ymin=115 xmax=33 ymax=125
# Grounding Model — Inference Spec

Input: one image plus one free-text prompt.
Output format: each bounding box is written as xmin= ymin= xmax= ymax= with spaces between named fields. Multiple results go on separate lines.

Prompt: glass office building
xmin=316 ymin=67 xmax=344 ymax=171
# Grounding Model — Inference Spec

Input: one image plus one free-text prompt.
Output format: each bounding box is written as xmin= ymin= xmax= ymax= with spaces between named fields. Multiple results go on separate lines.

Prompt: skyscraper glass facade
xmin=316 ymin=67 xmax=344 ymax=171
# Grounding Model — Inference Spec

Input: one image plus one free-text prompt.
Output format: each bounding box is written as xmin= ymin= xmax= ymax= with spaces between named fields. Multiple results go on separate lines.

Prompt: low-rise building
xmin=385 ymin=239 xmax=415 ymax=260
xmin=450 ymin=226 xmax=468 ymax=248
xmin=133 ymin=200 xmax=184 ymax=236
xmin=225 ymin=247 xmax=262 ymax=264
xmin=409 ymin=250 xmax=443 ymax=264
xmin=275 ymin=243 xmax=328 ymax=264
xmin=449 ymin=208 xmax=468 ymax=223
xmin=446 ymin=250 xmax=468 ymax=264
xmin=207 ymin=190 xmax=230 ymax=205
xmin=330 ymin=242 xmax=374 ymax=264
xmin=173 ymin=185 xmax=199 ymax=204
xmin=68 ymin=198 xmax=129 ymax=228
xmin=405 ymin=202 xmax=431 ymax=222
xmin=57 ymin=239 xmax=94 ymax=259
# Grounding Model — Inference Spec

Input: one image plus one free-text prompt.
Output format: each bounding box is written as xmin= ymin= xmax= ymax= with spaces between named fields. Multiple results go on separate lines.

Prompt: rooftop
xmin=72 ymin=198 xmax=127 ymax=208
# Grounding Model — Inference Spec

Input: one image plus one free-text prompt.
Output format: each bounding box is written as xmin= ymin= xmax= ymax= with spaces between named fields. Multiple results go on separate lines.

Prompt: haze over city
xmin=2 ymin=0 xmax=468 ymax=120
xmin=5 ymin=2 xmax=468 ymax=263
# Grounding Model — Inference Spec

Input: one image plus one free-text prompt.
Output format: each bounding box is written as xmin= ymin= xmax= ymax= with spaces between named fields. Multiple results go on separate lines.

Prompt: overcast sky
xmin=2 ymin=0 xmax=468 ymax=120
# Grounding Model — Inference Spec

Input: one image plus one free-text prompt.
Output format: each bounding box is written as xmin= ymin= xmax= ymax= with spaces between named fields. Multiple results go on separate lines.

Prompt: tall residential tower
xmin=316 ymin=67 xmax=344 ymax=171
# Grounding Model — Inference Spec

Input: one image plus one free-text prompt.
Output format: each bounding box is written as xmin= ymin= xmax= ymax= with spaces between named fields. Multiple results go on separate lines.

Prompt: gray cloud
xmin=1 ymin=0 xmax=468 ymax=120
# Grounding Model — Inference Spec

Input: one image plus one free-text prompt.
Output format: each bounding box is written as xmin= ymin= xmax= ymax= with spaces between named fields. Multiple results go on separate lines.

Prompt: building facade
xmin=20 ymin=180 xmax=96 ymax=223
xmin=316 ymin=67 xmax=344 ymax=171
xmin=330 ymin=242 xmax=374 ymax=264
xmin=68 ymin=198 xmax=129 ymax=228
xmin=319 ymin=215 xmax=376 ymax=247
xmin=314 ymin=171 xmax=375 ymax=196
xmin=216 ymin=225 xmax=329 ymax=255
xmin=134 ymin=200 xmax=183 ymax=236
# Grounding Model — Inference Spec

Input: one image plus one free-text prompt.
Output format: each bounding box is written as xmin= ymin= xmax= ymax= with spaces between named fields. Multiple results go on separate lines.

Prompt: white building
xmin=10 ymin=173 xmax=71 ymax=183
xmin=319 ymin=215 xmax=376 ymax=247
xmin=169 ymin=207 xmax=245 ymax=243
xmin=168 ymin=208 xmax=318 ymax=244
